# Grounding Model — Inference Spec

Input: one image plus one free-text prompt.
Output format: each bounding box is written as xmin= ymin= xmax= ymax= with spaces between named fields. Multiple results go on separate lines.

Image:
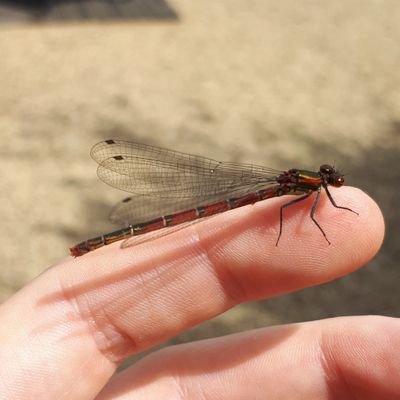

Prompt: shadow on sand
xmin=0 ymin=0 xmax=178 ymax=22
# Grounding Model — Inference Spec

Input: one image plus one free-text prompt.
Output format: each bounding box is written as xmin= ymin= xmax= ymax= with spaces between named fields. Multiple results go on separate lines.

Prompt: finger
xmin=0 ymin=188 xmax=383 ymax=399
xmin=98 ymin=316 xmax=400 ymax=400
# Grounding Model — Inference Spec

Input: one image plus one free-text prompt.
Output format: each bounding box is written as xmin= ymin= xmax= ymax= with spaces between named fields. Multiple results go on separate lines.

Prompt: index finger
xmin=0 ymin=187 xmax=384 ymax=399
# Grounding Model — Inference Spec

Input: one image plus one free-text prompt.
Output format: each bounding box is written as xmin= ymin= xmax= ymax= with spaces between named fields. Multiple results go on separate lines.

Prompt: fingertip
xmin=328 ymin=187 xmax=384 ymax=269
xmin=193 ymin=186 xmax=384 ymax=299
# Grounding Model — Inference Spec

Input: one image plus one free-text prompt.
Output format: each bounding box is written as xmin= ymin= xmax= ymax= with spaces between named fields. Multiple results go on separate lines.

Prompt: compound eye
xmin=320 ymin=164 xmax=334 ymax=174
xmin=335 ymin=176 xmax=345 ymax=186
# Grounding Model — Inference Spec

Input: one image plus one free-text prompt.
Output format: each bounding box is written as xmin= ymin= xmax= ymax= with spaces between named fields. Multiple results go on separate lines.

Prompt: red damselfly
xmin=70 ymin=140 xmax=357 ymax=256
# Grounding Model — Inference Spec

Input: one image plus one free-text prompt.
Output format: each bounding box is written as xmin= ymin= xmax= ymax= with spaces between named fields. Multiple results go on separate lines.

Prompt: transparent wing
xmin=120 ymin=218 xmax=211 ymax=249
xmin=91 ymin=139 xmax=282 ymax=199
xmin=109 ymin=180 xmax=272 ymax=225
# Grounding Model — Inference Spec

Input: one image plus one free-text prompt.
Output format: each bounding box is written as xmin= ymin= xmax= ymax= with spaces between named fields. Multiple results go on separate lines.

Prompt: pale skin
xmin=0 ymin=187 xmax=395 ymax=400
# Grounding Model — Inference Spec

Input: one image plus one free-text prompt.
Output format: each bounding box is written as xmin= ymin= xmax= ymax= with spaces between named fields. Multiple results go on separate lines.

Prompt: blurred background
xmin=0 ymin=0 xmax=399 ymax=367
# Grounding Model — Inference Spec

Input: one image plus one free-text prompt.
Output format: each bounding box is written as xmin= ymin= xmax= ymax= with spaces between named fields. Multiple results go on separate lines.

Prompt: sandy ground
xmin=0 ymin=0 xmax=399 ymax=359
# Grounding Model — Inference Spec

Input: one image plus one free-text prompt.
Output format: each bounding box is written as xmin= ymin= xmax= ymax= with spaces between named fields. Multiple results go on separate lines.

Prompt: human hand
xmin=1 ymin=187 xmax=393 ymax=399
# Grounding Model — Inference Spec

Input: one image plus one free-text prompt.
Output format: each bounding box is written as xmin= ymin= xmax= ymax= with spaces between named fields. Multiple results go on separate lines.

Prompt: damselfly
xmin=70 ymin=140 xmax=357 ymax=256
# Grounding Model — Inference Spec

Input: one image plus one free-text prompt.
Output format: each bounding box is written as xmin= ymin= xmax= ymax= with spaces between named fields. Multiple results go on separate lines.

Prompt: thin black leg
xmin=309 ymin=188 xmax=331 ymax=245
xmin=324 ymin=186 xmax=359 ymax=215
xmin=276 ymin=191 xmax=312 ymax=246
